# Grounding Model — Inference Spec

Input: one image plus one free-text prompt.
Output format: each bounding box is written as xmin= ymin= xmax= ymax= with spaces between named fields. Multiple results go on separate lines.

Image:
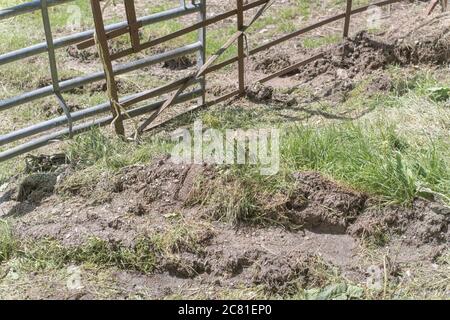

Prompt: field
xmin=0 ymin=0 xmax=449 ymax=299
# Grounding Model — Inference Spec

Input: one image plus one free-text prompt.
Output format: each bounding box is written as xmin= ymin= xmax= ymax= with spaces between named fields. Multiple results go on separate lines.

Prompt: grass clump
xmin=188 ymin=165 xmax=294 ymax=226
xmin=152 ymin=223 xmax=204 ymax=255
xmin=282 ymin=121 xmax=450 ymax=204
xmin=19 ymin=237 xmax=158 ymax=274
xmin=70 ymin=238 xmax=158 ymax=273
xmin=66 ymin=127 xmax=172 ymax=170
xmin=0 ymin=220 xmax=18 ymax=264
xmin=2 ymin=219 xmax=211 ymax=274
xmin=60 ymin=127 xmax=173 ymax=194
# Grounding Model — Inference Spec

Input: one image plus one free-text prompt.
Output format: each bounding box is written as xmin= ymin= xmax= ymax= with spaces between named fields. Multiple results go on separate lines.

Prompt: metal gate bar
xmin=0 ymin=78 xmax=202 ymax=147
xmin=0 ymin=43 xmax=202 ymax=111
xmin=0 ymin=3 xmax=200 ymax=65
xmin=0 ymin=90 xmax=202 ymax=162
xmin=40 ymin=0 xmax=73 ymax=137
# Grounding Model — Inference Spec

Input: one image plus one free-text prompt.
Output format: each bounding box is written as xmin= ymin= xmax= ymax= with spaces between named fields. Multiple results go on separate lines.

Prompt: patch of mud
xmin=252 ymin=52 xmax=296 ymax=76
xmin=293 ymin=17 xmax=450 ymax=102
xmin=245 ymin=82 xmax=296 ymax=105
xmin=245 ymin=22 xmax=448 ymax=105
xmin=304 ymin=16 xmax=450 ymax=82
xmin=3 ymin=156 xmax=449 ymax=298
xmin=289 ymin=172 xmax=367 ymax=234
xmin=66 ymin=46 xmax=98 ymax=63
xmin=7 ymin=156 xmax=447 ymax=246
xmin=163 ymin=56 xmax=196 ymax=70
xmin=392 ymin=13 xmax=450 ymax=65
xmin=349 ymin=199 xmax=450 ymax=245
xmin=16 ymin=173 xmax=57 ymax=203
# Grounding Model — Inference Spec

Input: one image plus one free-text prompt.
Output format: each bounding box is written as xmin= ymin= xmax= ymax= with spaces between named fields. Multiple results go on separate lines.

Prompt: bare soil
xmin=1 ymin=155 xmax=448 ymax=299
xmin=243 ymin=12 xmax=450 ymax=106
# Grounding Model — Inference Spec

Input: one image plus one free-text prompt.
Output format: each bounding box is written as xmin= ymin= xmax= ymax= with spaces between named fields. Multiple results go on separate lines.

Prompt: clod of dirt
xmin=25 ymin=154 xmax=68 ymax=173
xmin=117 ymin=156 xmax=215 ymax=212
xmin=163 ymin=56 xmax=196 ymax=70
xmin=208 ymin=248 xmax=262 ymax=278
xmin=245 ymin=82 xmax=274 ymax=102
xmin=252 ymin=53 xmax=296 ymax=76
xmin=349 ymin=199 xmax=450 ymax=245
xmin=251 ymin=253 xmax=319 ymax=293
xmin=162 ymin=253 xmax=210 ymax=278
xmin=87 ymin=79 xmax=126 ymax=94
xmin=66 ymin=45 xmax=98 ymax=63
xmin=42 ymin=102 xmax=81 ymax=118
xmin=37 ymin=76 xmax=83 ymax=94
xmin=55 ymin=169 xmax=122 ymax=205
xmin=366 ymin=73 xmax=393 ymax=94
xmin=289 ymin=172 xmax=367 ymax=233
xmin=16 ymin=173 xmax=57 ymax=203
xmin=246 ymin=82 xmax=297 ymax=105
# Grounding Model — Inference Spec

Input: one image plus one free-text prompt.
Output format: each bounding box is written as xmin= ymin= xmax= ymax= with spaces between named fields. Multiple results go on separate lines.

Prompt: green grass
xmin=189 ymin=115 xmax=449 ymax=226
xmin=66 ymin=127 xmax=173 ymax=170
xmin=187 ymin=164 xmax=293 ymax=226
xmin=6 ymin=237 xmax=158 ymax=274
xmin=0 ymin=217 xmax=210 ymax=274
xmin=302 ymin=34 xmax=341 ymax=49
xmin=0 ymin=220 xmax=18 ymax=264
xmin=282 ymin=121 xmax=449 ymax=204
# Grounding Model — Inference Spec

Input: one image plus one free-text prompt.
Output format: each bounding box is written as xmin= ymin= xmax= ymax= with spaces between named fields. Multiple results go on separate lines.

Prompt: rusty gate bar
xmin=197 ymin=0 xmax=207 ymax=106
xmin=90 ymin=0 xmax=124 ymax=136
xmin=343 ymin=0 xmax=353 ymax=38
xmin=124 ymin=0 xmax=141 ymax=52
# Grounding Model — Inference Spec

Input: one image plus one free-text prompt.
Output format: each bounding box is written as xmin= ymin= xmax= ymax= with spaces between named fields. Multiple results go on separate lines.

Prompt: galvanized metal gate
xmin=0 ymin=0 xmax=403 ymax=162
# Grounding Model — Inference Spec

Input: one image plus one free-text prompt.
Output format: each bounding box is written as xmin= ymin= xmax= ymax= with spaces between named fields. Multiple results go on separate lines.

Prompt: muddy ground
xmin=0 ymin=153 xmax=448 ymax=299
xmin=243 ymin=9 xmax=450 ymax=105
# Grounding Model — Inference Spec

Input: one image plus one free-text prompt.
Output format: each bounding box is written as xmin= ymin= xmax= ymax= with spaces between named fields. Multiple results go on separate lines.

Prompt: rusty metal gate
xmin=0 ymin=0 xmax=404 ymax=162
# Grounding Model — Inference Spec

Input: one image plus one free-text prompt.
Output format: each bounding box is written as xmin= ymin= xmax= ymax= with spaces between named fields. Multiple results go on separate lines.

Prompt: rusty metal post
xmin=237 ymin=0 xmax=245 ymax=95
xmin=124 ymin=0 xmax=141 ymax=52
xmin=343 ymin=0 xmax=352 ymax=38
xmin=90 ymin=0 xmax=125 ymax=137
